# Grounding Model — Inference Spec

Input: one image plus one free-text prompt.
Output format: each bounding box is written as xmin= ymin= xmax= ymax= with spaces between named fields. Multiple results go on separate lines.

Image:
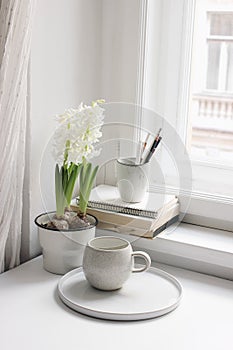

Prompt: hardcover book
xmin=72 ymin=184 xmax=180 ymax=238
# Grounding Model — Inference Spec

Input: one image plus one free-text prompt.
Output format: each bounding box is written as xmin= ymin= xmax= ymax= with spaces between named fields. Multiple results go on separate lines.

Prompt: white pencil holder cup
xmin=117 ymin=157 xmax=150 ymax=203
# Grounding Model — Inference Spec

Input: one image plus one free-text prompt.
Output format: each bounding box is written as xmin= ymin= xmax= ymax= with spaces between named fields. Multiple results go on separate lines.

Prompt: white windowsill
xmin=97 ymin=223 xmax=233 ymax=280
xmin=1 ymin=256 xmax=233 ymax=350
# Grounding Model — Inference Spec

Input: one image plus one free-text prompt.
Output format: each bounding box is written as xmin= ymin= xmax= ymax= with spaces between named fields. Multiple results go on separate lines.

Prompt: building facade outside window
xmin=189 ymin=1 xmax=233 ymax=165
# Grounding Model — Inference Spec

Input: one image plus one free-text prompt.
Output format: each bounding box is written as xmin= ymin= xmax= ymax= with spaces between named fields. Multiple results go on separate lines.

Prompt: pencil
xmin=140 ymin=133 xmax=150 ymax=163
xmin=142 ymin=128 xmax=162 ymax=163
xmin=144 ymin=136 xmax=162 ymax=163
xmin=144 ymin=128 xmax=162 ymax=163
xmin=142 ymin=133 xmax=150 ymax=154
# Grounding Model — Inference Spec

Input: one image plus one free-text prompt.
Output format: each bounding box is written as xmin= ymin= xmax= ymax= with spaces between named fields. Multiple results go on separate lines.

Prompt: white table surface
xmin=0 ymin=256 xmax=233 ymax=350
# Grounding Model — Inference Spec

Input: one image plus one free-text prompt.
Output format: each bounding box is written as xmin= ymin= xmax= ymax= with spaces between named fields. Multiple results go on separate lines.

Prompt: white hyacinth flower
xmin=53 ymin=100 xmax=105 ymax=166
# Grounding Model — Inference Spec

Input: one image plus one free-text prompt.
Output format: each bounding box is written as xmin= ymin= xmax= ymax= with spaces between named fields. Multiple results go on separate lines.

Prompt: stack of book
xmin=73 ymin=184 xmax=179 ymax=239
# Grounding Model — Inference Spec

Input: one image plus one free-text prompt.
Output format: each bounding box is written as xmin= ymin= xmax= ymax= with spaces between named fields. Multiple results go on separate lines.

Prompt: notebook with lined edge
xmin=76 ymin=184 xmax=178 ymax=219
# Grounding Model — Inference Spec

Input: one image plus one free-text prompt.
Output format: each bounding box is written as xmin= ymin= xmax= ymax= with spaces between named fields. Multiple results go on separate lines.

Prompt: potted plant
xmin=35 ymin=100 xmax=105 ymax=274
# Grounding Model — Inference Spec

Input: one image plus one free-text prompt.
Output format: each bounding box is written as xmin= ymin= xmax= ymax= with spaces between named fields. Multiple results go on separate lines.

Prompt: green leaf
xmin=55 ymin=164 xmax=65 ymax=216
xmin=80 ymin=163 xmax=91 ymax=200
xmin=78 ymin=162 xmax=98 ymax=215
xmin=83 ymin=165 xmax=98 ymax=213
xmin=83 ymin=163 xmax=92 ymax=192
xmin=86 ymin=165 xmax=99 ymax=199
xmin=62 ymin=166 xmax=68 ymax=193
xmin=79 ymin=163 xmax=88 ymax=214
xmin=79 ymin=162 xmax=84 ymax=190
xmin=68 ymin=162 xmax=74 ymax=177
xmin=80 ymin=159 xmax=89 ymax=189
xmin=65 ymin=164 xmax=81 ymax=206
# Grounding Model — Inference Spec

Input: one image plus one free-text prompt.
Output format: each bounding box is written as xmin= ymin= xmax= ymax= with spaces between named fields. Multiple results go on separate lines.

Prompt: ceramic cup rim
xmin=117 ymin=157 xmax=149 ymax=167
xmin=87 ymin=236 xmax=130 ymax=252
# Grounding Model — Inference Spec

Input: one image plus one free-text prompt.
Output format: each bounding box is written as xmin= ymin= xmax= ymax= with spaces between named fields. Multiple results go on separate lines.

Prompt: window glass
xmin=189 ymin=3 xmax=233 ymax=164
xmin=210 ymin=13 xmax=233 ymax=36
xmin=227 ymin=42 xmax=233 ymax=90
xmin=206 ymin=41 xmax=220 ymax=89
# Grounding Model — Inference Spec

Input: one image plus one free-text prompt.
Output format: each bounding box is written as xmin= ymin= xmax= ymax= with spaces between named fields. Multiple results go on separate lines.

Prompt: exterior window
xmin=142 ymin=0 xmax=233 ymax=229
xmin=189 ymin=3 xmax=233 ymax=165
xmin=207 ymin=13 xmax=233 ymax=91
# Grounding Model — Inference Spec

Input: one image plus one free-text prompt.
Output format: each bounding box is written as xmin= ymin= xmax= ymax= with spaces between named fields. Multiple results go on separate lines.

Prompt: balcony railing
xmin=191 ymin=92 xmax=233 ymax=151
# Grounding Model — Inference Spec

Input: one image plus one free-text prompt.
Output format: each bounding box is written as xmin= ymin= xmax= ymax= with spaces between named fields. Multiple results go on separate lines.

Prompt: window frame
xmin=136 ymin=0 xmax=233 ymax=231
xmin=206 ymin=11 xmax=233 ymax=92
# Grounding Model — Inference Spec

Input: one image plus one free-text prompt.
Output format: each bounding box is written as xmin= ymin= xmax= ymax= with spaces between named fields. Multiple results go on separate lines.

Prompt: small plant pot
xmin=35 ymin=212 xmax=97 ymax=275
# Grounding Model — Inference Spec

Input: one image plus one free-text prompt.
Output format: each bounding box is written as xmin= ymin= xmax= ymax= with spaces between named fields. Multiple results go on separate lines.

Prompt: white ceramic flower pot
xmin=35 ymin=212 xmax=97 ymax=275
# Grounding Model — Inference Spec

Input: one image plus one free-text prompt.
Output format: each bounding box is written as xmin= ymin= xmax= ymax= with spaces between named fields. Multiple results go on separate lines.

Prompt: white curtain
xmin=0 ymin=0 xmax=36 ymax=272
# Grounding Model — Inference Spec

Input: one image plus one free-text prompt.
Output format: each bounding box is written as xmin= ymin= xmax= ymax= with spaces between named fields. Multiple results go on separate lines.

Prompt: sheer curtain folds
xmin=0 ymin=0 xmax=36 ymax=272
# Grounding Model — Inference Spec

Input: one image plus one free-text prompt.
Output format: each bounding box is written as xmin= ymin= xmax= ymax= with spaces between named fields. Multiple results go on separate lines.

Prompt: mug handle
xmin=132 ymin=251 xmax=151 ymax=273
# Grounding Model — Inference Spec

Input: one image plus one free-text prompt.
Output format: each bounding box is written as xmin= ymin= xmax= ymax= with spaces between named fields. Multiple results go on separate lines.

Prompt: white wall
xmin=98 ymin=0 xmax=141 ymax=185
xmin=143 ymin=0 xmax=185 ymax=126
xmin=101 ymin=0 xmax=141 ymax=102
xmin=23 ymin=0 xmax=102 ymax=260
xmin=22 ymin=0 xmax=141 ymax=260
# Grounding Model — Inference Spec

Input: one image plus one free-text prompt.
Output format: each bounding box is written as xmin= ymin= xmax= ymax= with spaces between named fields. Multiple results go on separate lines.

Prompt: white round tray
xmin=58 ymin=266 xmax=182 ymax=321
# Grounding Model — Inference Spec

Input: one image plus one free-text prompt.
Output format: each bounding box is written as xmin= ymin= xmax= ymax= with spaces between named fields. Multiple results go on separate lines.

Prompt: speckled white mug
xmin=117 ymin=157 xmax=150 ymax=203
xmin=82 ymin=236 xmax=151 ymax=291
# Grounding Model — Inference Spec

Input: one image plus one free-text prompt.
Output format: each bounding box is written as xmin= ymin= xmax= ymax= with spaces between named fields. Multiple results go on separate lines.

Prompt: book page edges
xmin=80 ymin=203 xmax=180 ymax=238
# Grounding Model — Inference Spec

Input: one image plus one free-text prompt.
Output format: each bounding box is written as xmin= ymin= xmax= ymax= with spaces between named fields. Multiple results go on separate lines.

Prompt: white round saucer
xmin=58 ymin=266 xmax=182 ymax=321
